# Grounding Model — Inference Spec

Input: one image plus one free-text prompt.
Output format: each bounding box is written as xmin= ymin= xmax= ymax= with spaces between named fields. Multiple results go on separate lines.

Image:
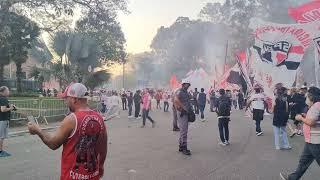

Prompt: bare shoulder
xmin=60 ymin=113 xmax=76 ymax=128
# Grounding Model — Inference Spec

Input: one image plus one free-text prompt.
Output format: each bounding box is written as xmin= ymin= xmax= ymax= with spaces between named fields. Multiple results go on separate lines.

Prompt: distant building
xmin=3 ymin=57 xmax=60 ymax=91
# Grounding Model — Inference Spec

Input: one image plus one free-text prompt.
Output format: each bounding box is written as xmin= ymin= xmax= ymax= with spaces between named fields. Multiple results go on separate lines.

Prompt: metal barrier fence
xmin=9 ymin=98 xmax=100 ymax=124
xmin=10 ymin=99 xmax=41 ymax=121
xmin=40 ymin=99 xmax=68 ymax=124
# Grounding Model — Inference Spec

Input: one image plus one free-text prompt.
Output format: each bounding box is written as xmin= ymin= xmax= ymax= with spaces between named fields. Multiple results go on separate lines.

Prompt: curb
xmin=8 ymin=126 xmax=59 ymax=138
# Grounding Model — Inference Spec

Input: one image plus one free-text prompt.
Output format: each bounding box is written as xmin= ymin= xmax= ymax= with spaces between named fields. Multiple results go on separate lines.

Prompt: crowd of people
xmin=0 ymin=80 xmax=320 ymax=180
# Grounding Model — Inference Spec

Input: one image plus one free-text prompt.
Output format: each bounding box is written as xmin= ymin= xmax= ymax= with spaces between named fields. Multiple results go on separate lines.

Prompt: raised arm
xmin=28 ymin=114 xmax=75 ymax=150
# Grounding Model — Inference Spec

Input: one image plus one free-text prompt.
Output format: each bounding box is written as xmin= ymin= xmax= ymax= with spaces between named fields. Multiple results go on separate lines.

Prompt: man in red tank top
xmin=28 ymin=83 xmax=108 ymax=180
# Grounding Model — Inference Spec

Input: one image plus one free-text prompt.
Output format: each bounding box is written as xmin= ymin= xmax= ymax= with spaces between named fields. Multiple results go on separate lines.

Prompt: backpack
xmin=217 ymin=97 xmax=231 ymax=116
xmin=198 ymin=93 xmax=206 ymax=105
xmin=187 ymin=111 xmax=196 ymax=122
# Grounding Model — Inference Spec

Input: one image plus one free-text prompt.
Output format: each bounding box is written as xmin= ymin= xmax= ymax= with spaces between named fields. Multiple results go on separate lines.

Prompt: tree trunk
xmin=0 ymin=65 xmax=4 ymax=84
xmin=16 ymin=63 xmax=22 ymax=93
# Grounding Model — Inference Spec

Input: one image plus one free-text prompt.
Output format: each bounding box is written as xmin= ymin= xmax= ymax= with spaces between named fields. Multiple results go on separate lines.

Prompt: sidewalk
xmin=8 ymin=121 xmax=60 ymax=137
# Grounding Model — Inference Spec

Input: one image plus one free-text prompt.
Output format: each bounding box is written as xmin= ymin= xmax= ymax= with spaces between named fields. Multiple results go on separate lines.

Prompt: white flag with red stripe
xmin=249 ymin=18 xmax=319 ymax=97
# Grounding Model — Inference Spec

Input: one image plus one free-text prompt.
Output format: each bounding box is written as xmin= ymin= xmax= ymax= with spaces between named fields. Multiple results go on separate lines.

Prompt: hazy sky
xmin=119 ymin=0 xmax=222 ymax=54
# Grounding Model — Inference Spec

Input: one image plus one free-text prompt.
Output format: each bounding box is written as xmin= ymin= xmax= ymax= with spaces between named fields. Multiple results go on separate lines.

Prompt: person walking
xmin=216 ymin=89 xmax=232 ymax=146
xmin=280 ymin=87 xmax=320 ymax=180
xmin=121 ymin=91 xmax=127 ymax=110
xmin=210 ymin=90 xmax=218 ymax=112
xmin=192 ymin=88 xmax=199 ymax=115
xmin=107 ymin=91 xmax=121 ymax=119
xmin=238 ymin=90 xmax=245 ymax=110
xmin=0 ymin=86 xmax=15 ymax=157
xmin=174 ymin=80 xmax=194 ymax=156
xmin=270 ymin=87 xmax=291 ymax=150
xmin=155 ymin=91 xmax=162 ymax=109
xmin=141 ymin=89 xmax=155 ymax=128
xmin=197 ymin=88 xmax=207 ymax=122
xmin=134 ymin=90 xmax=141 ymax=119
xmin=246 ymin=87 xmax=267 ymax=136
xmin=232 ymin=90 xmax=238 ymax=110
xmin=163 ymin=91 xmax=170 ymax=112
xmin=127 ymin=92 xmax=134 ymax=118
xmin=100 ymin=91 xmax=108 ymax=114
xmin=28 ymin=83 xmax=108 ymax=180
xmin=290 ymin=87 xmax=308 ymax=137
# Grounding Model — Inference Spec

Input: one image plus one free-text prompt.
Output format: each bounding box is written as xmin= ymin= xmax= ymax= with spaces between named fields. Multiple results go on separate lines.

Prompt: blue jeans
xmin=199 ymin=105 xmax=205 ymax=119
xmin=142 ymin=109 xmax=154 ymax=126
xmin=128 ymin=104 xmax=133 ymax=116
xmin=273 ymin=126 xmax=290 ymax=149
xmin=255 ymin=119 xmax=262 ymax=133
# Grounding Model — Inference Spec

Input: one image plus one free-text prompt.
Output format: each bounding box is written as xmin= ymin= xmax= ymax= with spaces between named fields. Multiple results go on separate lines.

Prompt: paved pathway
xmin=1 ymin=108 xmax=319 ymax=180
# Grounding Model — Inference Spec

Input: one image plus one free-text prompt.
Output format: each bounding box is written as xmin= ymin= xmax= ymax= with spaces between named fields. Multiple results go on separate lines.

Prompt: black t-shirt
xmin=0 ymin=96 xmax=10 ymax=121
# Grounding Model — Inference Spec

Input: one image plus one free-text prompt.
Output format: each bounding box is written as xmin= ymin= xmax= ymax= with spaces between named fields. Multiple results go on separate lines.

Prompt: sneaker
xmin=178 ymin=146 xmax=183 ymax=152
xmin=297 ymin=130 xmax=303 ymax=136
xmin=181 ymin=149 xmax=191 ymax=156
xmin=140 ymin=125 xmax=145 ymax=128
xmin=275 ymin=146 xmax=281 ymax=150
xmin=224 ymin=141 xmax=230 ymax=145
xmin=280 ymin=172 xmax=289 ymax=180
xmin=201 ymin=119 xmax=206 ymax=122
xmin=219 ymin=142 xmax=227 ymax=146
xmin=289 ymin=132 xmax=296 ymax=138
xmin=0 ymin=151 xmax=11 ymax=157
xmin=256 ymin=132 xmax=263 ymax=136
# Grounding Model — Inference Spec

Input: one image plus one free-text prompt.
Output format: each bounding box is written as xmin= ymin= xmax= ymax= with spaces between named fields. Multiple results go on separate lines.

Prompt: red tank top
xmin=60 ymin=110 xmax=106 ymax=180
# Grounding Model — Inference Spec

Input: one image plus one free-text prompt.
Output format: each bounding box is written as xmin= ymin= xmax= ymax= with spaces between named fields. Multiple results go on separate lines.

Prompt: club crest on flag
xmin=255 ymin=41 xmax=292 ymax=67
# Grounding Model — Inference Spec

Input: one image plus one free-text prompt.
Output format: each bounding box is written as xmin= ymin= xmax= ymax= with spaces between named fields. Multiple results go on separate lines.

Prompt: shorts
xmin=253 ymin=109 xmax=264 ymax=121
xmin=0 ymin=121 xmax=9 ymax=139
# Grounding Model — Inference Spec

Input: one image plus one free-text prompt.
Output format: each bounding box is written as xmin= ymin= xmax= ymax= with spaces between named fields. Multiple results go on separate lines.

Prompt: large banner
xmin=249 ymin=18 xmax=318 ymax=97
xmin=288 ymin=1 xmax=320 ymax=24
xmin=289 ymin=1 xmax=320 ymax=53
xmin=289 ymin=1 xmax=320 ymax=87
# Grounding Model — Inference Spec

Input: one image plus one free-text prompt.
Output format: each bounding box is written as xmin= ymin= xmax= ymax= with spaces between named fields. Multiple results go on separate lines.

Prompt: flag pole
xmin=224 ymin=40 xmax=228 ymax=74
xmin=314 ymin=45 xmax=320 ymax=87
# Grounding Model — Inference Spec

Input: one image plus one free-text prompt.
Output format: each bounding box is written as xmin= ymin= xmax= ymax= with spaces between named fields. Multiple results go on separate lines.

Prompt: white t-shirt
xmin=101 ymin=95 xmax=108 ymax=105
xmin=109 ymin=95 xmax=120 ymax=106
xmin=250 ymin=93 xmax=266 ymax=110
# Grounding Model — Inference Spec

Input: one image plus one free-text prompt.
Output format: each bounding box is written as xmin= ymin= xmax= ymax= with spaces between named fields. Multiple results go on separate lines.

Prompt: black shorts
xmin=253 ymin=109 xmax=264 ymax=121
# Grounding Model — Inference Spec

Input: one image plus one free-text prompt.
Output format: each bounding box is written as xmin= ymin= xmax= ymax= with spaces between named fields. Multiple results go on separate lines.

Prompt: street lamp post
xmin=122 ymin=59 xmax=125 ymax=90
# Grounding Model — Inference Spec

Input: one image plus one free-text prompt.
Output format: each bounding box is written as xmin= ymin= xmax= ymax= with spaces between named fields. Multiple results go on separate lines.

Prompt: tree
xmin=151 ymin=17 xmax=229 ymax=79
xmin=50 ymin=31 xmax=70 ymax=63
xmin=29 ymin=38 xmax=53 ymax=65
xmin=66 ymin=32 xmax=100 ymax=82
xmin=50 ymin=30 xmax=107 ymax=85
xmin=0 ymin=11 xmax=40 ymax=92
xmin=84 ymin=70 xmax=111 ymax=90
xmin=0 ymin=47 xmax=10 ymax=83
xmin=75 ymin=11 xmax=126 ymax=65
xmin=2 ymin=0 xmax=128 ymax=33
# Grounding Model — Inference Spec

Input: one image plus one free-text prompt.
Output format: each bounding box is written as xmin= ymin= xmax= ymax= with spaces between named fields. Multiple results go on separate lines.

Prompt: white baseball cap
xmin=181 ymin=79 xmax=191 ymax=85
xmin=58 ymin=83 xmax=89 ymax=99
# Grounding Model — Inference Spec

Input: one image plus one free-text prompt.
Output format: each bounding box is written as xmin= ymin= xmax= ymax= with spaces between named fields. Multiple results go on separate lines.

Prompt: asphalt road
xmin=1 ymin=106 xmax=319 ymax=180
